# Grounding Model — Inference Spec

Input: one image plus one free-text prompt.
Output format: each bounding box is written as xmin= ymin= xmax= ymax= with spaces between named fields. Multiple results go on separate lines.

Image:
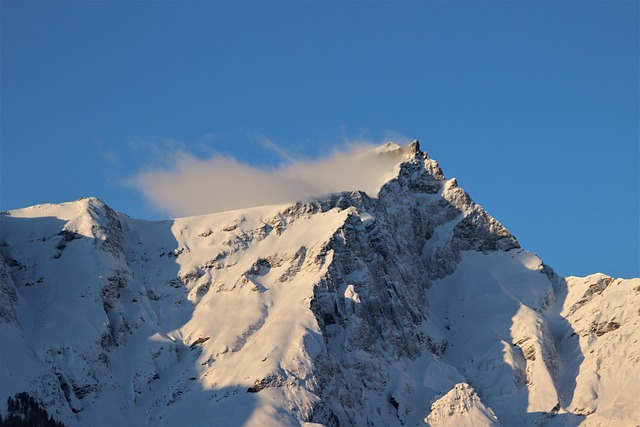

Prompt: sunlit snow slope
xmin=1 ymin=141 xmax=638 ymax=427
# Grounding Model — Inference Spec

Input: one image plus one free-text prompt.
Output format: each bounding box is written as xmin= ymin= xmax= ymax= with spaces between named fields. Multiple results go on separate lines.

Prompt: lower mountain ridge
xmin=1 ymin=142 xmax=638 ymax=426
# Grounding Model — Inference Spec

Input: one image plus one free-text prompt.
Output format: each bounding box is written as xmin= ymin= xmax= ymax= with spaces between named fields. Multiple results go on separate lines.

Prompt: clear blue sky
xmin=1 ymin=1 xmax=638 ymax=279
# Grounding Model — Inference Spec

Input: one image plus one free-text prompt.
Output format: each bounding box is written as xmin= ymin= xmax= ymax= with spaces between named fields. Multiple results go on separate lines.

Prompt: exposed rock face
xmin=306 ymin=148 xmax=519 ymax=426
xmin=0 ymin=254 xmax=19 ymax=325
xmin=0 ymin=142 xmax=637 ymax=427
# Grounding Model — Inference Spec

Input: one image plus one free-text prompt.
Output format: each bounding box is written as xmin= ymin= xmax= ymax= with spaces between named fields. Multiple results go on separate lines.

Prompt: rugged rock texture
xmin=0 ymin=142 xmax=637 ymax=426
xmin=425 ymin=383 xmax=499 ymax=427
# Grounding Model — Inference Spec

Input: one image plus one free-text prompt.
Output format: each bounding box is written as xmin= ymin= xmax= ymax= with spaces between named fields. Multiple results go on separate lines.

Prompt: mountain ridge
xmin=1 ymin=142 xmax=638 ymax=426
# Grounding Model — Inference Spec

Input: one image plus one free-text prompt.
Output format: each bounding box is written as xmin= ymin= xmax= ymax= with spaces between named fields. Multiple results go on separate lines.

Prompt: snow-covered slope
xmin=1 ymin=141 xmax=637 ymax=426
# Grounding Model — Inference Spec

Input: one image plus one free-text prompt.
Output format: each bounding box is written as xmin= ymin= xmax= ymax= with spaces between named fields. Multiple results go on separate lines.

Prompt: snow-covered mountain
xmin=1 ymin=141 xmax=638 ymax=427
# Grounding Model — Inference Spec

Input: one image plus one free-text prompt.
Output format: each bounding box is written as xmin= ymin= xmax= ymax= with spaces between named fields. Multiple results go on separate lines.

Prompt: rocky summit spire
xmin=407 ymin=139 xmax=421 ymax=156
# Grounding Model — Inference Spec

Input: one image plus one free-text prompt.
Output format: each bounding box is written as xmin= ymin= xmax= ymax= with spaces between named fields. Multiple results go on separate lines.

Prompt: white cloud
xmin=129 ymin=141 xmax=409 ymax=217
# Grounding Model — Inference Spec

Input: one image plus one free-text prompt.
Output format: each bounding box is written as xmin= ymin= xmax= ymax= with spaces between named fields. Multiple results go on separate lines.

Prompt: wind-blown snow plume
xmin=130 ymin=143 xmax=406 ymax=217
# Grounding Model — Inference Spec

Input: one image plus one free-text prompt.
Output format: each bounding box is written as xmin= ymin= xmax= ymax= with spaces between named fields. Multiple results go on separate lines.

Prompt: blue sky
xmin=1 ymin=1 xmax=638 ymax=279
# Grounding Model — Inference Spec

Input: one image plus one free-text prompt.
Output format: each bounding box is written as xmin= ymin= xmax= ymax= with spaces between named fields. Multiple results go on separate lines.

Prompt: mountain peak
xmin=1 ymin=142 xmax=638 ymax=427
xmin=407 ymin=139 xmax=421 ymax=156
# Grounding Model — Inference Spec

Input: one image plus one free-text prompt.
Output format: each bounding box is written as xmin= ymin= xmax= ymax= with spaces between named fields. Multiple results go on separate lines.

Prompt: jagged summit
xmin=407 ymin=138 xmax=421 ymax=156
xmin=1 ymin=144 xmax=638 ymax=427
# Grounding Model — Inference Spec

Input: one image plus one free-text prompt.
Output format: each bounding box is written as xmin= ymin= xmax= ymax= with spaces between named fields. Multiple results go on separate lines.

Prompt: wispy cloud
xmin=128 ymin=140 xmax=409 ymax=217
xmin=126 ymin=137 xmax=190 ymax=167
xmin=99 ymin=148 xmax=119 ymax=165
xmin=258 ymin=137 xmax=298 ymax=163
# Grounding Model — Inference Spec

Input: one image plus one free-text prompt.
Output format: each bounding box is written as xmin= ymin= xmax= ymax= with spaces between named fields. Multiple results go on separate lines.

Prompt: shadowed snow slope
xmin=1 ymin=141 xmax=638 ymax=426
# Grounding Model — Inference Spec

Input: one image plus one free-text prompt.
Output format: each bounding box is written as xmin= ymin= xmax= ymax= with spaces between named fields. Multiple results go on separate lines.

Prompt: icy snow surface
xmin=1 ymin=141 xmax=638 ymax=426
